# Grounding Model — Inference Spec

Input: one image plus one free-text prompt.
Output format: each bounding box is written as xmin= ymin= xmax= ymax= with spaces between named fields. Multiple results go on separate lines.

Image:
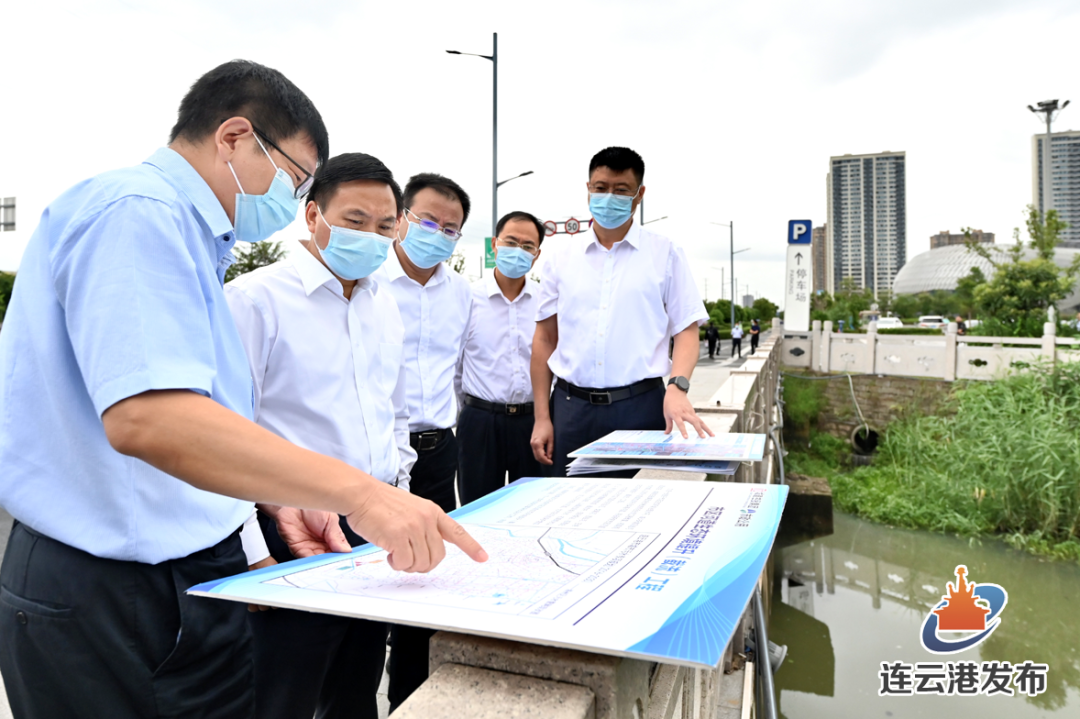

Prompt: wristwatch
xmin=668 ymin=376 xmax=690 ymax=392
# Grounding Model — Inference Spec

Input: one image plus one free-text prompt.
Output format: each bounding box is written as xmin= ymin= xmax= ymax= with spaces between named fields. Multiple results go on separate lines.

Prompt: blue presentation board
xmin=190 ymin=477 xmax=788 ymax=669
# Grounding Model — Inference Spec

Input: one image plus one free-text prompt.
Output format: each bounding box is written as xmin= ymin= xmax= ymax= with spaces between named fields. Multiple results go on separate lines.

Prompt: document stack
xmin=566 ymin=430 xmax=766 ymax=476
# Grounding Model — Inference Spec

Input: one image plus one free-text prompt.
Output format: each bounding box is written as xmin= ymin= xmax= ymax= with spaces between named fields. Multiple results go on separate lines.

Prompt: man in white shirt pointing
xmin=456 ymin=211 xmax=546 ymax=503
xmin=530 ymin=147 xmax=712 ymax=477
xmin=226 ymin=153 xmax=413 ymax=719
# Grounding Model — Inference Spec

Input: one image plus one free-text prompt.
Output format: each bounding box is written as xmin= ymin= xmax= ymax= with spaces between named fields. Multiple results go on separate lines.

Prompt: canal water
xmin=771 ymin=512 xmax=1080 ymax=718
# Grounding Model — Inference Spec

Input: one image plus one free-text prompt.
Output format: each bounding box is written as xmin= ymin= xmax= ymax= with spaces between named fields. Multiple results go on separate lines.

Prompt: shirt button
xmin=15 ymin=611 xmax=27 ymax=625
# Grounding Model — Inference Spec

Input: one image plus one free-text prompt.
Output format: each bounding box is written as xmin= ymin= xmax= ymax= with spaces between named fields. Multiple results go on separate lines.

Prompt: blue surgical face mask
xmin=229 ymin=134 xmax=301 ymax=243
xmin=314 ymin=207 xmax=393 ymax=281
xmin=495 ymin=246 xmax=534 ymax=279
xmin=589 ymin=189 xmax=640 ymax=230
xmin=400 ymin=217 xmax=457 ymax=269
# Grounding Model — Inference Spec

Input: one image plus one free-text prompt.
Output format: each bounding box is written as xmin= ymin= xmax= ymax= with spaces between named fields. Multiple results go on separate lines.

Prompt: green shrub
xmin=782 ymin=376 xmax=826 ymax=430
xmin=831 ymin=362 xmax=1080 ymax=559
xmin=877 ymin=327 xmax=943 ymax=335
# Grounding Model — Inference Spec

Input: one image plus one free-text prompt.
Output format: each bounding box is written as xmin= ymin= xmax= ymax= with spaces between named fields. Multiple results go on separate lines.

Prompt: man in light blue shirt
xmin=0 ymin=61 xmax=484 ymax=719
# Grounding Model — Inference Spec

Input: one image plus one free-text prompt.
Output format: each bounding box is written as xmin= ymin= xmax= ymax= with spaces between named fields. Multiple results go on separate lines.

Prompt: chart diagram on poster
xmin=190 ymin=477 xmax=787 ymax=668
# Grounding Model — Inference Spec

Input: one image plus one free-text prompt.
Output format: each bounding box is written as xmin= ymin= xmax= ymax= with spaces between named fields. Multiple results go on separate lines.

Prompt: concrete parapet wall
xmin=815 ymin=373 xmax=954 ymax=438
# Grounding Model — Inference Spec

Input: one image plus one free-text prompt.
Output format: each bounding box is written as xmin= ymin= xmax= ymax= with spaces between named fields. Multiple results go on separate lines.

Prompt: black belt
xmin=554 ymin=377 xmax=664 ymax=406
xmin=464 ymin=394 xmax=534 ymax=416
xmin=410 ymin=428 xmax=448 ymax=451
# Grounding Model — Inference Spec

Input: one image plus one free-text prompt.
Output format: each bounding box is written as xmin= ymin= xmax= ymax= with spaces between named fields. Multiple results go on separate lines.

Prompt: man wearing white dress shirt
xmin=372 ymin=172 xmax=473 ymax=711
xmin=456 ymin=211 xmax=546 ymax=503
xmin=530 ymin=147 xmax=712 ymax=477
xmin=226 ymin=153 xmax=414 ymax=719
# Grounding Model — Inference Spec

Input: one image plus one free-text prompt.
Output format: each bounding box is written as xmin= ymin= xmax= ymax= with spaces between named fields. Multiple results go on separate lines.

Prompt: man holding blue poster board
xmin=529 ymin=147 xmax=712 ymax=477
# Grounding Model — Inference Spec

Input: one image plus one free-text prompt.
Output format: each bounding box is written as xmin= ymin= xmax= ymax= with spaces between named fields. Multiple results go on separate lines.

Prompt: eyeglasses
xmin=495 ymin=237 xmax=539 ymax=256
xmin=251 ymin=125 xmax=315 ymax=199
xmin=587 ymin=183 xmax=640 ymax=197
xmin=405 ymin=208 xmax=462 ymax=241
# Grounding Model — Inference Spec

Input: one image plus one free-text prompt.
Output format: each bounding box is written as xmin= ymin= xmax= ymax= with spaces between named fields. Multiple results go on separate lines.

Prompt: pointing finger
xmin=438 ymin=514 xmax=488 ymax=563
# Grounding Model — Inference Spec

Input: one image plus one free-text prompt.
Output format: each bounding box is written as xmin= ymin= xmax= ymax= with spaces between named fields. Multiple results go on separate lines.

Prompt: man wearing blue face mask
xmin=530 ymin=147 xmax=713 ymax=477
xmin=372 ymin=172 xmax=474 ymax=711
xmin=225 ymin=153 xmax=411 ymax=719
xmin=454 ymin=211 xmax=546 ymax=504
xmin=0 ymin=62 xmax=487 ymax=719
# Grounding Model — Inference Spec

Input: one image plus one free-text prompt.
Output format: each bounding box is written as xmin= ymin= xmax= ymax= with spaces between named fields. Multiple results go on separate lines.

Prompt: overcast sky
xmin=2 ymin=0 xmax=1079 ymax=303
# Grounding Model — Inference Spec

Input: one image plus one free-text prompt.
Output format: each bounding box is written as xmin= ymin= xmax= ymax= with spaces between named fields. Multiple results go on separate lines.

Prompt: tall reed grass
xmin=792 ymin=362 xmax=1080 ymax=561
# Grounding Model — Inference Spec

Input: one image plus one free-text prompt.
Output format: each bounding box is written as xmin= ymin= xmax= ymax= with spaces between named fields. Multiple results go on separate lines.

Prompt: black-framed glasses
xmin=405 ymin=208 xmax=462 ymax=241
xmin=251 ymin=125 xmax=315 ymax=199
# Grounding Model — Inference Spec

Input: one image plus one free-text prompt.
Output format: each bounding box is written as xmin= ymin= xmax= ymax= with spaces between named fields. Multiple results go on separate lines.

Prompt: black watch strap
xmin=668 ymin=376 xmax=690 ymax=392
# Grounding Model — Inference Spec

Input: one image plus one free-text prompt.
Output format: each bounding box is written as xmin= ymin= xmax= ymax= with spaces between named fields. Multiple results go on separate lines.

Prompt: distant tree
xmin=447 ymin=251 xmax=467 ymax=275
xmin=750 ymin=297 xmax=778 ymax=322
xmin=967 ymin=206 xmax=1077 ymax=336
xmin=828 ymin=278 xmax=874 ymax=329
xmin=954 ymin=266 xmax=986 ymax=319
xmin=225 ymin=241 xmax=287 ymax=283
xmin=0 ymin=272 xmax=15 ymax=324
xmin=890 ymin=293 xmax=920 ymax=320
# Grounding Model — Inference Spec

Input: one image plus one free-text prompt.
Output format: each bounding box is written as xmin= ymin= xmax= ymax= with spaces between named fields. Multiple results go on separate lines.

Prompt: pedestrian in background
xmin=705 ymin=323 xmax=719 ymax=359
xmin=749 ymin=319 xmax=760 ymax=354
xmin=731 ymin=322 xmax=744 ymax=358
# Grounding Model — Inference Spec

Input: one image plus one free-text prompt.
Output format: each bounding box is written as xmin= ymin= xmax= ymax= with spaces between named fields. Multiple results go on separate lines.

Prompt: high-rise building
xmin=1032 ymin=131 xmax=1080 ymax=248
xmin=825 ymin=151 xmax=907 ymax=296
xmin=811 ymin=225 xmax=827 ymax=293
xmin=930 ymin=229 xmax=994 ymax=249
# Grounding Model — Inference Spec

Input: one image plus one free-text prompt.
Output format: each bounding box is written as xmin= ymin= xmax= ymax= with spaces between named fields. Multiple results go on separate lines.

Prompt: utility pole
xmin=447 ymin=32 xmax=498 ymax=237
xmin=1028 ymin=99 xmax=1070 ymax=216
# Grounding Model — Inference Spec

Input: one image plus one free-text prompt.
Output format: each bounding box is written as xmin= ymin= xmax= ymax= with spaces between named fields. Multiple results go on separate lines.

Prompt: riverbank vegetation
xmin=786 ymin=362 xmax=1080 ymax=562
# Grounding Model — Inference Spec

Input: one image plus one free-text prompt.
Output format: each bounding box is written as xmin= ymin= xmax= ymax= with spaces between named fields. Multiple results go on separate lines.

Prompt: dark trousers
xmin=750 ymin=334 xmax=760 ymax=353
xmin=250 ymin=513 xmax=386 ymax=719
xmin=387 ymin=428 xmax=458 ymax=712
xmin=550 ymin=382 xmax=666 ymax=477
xmin=732 ymin=337 xmax=742 ymax=357
xmin=0 ymin=521 xmax=253 ymax=719
xmin=456 ymin=403 xmax=543 ymax=505
xmin=707 ymin=338 xmax=717 ymax=358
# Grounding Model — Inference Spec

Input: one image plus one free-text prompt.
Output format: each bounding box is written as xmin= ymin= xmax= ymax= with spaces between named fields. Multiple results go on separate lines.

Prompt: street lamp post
xmin=1028 ymin=99 xmax=1071 ymax=216
xmin=710 ymin=221 xmax=749 ymax=328
xmin=448 ymin=32 xmax=498 ymax=236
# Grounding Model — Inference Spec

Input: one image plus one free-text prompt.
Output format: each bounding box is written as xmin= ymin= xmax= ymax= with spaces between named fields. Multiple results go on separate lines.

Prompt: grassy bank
xmin=786 ymin=363 xmax=1080 ymax=562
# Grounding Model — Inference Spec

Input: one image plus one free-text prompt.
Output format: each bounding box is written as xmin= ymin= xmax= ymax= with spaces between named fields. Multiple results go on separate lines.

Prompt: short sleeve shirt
xmin=536 ymin=222 xmax=707 ymax=388
xmin=0 ymin=148 xmax=254 ymax=563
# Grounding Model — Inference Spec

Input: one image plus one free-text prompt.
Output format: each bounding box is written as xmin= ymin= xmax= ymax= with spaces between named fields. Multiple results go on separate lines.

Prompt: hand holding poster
xmin=190 ymin=477 xmax=787 ymax=669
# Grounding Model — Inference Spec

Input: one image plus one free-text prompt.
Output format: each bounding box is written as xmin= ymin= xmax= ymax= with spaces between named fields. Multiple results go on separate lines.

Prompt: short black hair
xmin=495 ymin=211 xmax=546 ymax=247
xmin=308 ymin=153 xmax=402 ymax=214
xmin=169 ymin=59 xmax=329 ymax=169
xmin=589 ymin=146 xmax=645 ymax=185
xmin=403 ymin=173 xmax=471 ymax=227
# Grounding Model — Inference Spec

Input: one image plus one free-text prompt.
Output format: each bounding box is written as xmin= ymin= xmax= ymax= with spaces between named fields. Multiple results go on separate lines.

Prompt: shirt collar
xmin=485 ymin=273 xmax=535 ymax=301
xmin=582 ymin=219 xmax=642 ymax=253
xmin=143 ymin=148 xmax=233 ymax=241
xmin=292 ymin=241 xmax=377 ymax=298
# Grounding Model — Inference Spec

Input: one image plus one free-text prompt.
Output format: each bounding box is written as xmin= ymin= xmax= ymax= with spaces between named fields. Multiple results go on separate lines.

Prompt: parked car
xmin=875 ymin=317 xmax=904 ymax=329
xmin=917 ymin=315 xmax=949 ymax=329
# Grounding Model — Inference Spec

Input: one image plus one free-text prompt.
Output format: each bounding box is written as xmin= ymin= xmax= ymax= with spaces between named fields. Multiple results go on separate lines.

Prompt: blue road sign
xmin=788 ymin=220 xmax=812 ymax=244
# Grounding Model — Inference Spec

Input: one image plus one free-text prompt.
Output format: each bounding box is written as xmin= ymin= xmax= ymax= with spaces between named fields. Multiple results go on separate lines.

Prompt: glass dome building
xmin=892 ymin=244 xmax=1080 ymax=312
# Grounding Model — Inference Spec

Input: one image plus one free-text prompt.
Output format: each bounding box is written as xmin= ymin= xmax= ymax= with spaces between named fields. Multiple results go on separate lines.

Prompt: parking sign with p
xmin=789 ymin=220 xmax=812 ymax=244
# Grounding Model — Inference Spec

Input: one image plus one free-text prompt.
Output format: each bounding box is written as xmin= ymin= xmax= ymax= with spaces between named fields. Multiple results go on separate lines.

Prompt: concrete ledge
xmin=392 ymin=663 xmax=595 ymax=719
xmin=429 ymin=632 xmax=649 ymax=719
